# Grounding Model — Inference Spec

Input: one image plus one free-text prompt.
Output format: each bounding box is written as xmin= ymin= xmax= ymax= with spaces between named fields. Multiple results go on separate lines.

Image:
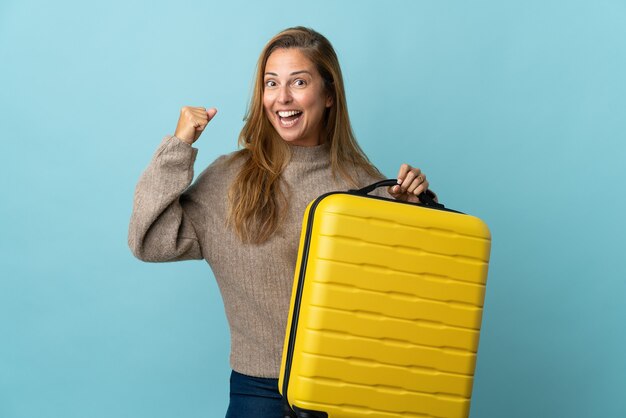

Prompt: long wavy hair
xmin=228 ymin=26 xmax=382 ymax=244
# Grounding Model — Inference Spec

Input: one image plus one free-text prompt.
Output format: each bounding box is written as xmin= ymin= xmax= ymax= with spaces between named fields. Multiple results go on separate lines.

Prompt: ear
xmin=325 ymin=93 xmax=334 ymax=108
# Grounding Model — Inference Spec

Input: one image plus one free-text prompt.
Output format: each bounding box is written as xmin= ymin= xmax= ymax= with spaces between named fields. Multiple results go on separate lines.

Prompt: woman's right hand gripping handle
xmin=174 ymin=106 xmax=218 ymax=144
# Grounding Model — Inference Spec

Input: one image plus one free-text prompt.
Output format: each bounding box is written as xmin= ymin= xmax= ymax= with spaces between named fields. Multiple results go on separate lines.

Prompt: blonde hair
xmin=228 ymin=26 xmax=382 ymax=244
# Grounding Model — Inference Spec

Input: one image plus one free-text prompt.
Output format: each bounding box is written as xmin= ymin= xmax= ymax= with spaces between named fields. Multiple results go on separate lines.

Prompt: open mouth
xmin=277 ymin=110 xmax=303 ymax=127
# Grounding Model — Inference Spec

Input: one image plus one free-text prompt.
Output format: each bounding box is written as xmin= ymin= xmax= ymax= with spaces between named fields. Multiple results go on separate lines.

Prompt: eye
xmin=265 ymin=80 xmax=277 ymax=88
xmin=293 ymin=79 xmax=307 ymax=87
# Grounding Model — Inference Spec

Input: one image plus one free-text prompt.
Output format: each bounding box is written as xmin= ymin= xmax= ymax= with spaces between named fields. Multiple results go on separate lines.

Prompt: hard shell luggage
xmin=279 ymin=179 xmax=492 ymax=418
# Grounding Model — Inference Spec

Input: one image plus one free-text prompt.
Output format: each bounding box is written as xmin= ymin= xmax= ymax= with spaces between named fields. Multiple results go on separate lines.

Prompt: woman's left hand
xmin=387 ymin=163 xmax=431 ymax=203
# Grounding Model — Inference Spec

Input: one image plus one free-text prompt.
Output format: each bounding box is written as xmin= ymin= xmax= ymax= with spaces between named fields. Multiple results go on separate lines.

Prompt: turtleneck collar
xmin=287 ymin=141 xmax=330 ymax=163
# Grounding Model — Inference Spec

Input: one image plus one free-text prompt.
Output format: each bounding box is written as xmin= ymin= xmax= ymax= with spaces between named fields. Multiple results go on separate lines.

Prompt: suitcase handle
xmin=351 ymin=179 xmax=444 ymax=209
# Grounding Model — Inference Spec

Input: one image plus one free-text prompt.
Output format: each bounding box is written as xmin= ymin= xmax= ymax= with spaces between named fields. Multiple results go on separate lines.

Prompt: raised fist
xmin=174 ymin=106 xmax=218 ymax=144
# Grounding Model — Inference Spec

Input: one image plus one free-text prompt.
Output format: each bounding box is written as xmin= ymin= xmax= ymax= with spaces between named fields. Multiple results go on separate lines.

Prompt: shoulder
xmin=185 ymin=149 xmax=248 ymax=198
xmin=201 ymin=149 xmax=248 ymax=178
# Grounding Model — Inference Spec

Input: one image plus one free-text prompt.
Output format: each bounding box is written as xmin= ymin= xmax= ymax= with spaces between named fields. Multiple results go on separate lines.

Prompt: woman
xmin=128 ymin=26 xmax=432 ymax=418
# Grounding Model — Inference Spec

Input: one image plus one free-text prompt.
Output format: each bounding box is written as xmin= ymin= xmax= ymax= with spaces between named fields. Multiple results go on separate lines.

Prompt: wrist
xmin=173 ymin=134 xmax=194 ymax=146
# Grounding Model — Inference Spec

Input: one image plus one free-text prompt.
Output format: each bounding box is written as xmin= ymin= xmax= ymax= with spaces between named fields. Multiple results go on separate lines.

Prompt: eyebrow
xmin=264 ymin=70 xmax=312 ymax=77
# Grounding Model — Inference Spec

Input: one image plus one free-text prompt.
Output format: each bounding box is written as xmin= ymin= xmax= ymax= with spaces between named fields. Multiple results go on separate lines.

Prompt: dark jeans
xmin=225 ymin=370 xmax=285 ymax=418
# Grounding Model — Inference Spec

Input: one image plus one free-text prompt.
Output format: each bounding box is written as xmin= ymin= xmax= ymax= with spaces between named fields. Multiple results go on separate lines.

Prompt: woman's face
xmin=263 ymin=48 xmax=333 ymax=147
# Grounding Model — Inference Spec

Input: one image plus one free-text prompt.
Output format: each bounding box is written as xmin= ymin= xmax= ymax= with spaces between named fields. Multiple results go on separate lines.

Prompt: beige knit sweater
xmin=128 ymin=135 xmax=384 ymax=378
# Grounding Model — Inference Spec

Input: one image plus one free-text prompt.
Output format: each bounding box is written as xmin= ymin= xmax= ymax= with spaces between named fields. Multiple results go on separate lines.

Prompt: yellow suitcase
xmin=279 ymin=180 xmax=492 ymax=418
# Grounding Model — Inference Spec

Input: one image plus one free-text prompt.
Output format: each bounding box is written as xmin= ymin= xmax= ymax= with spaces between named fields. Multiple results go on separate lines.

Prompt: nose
xmin=277 ymin=85 xmax=292 ymax=104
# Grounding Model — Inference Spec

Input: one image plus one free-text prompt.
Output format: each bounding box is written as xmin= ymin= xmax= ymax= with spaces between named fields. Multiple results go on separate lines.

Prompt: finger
xmin=181 ymin=106 xmax=206 ymax=117
xmin=413 ymin=179 xmax=429 ymax=197
xmin=193 ymin=117 xmax=211 ymax=138
xmin=191 ymin=109 xmax=215 ymax=128
xmin=406 ymin=174 xmax=426 ymax=194
xmin=191 ymin=117 xmax=209 ymax=141
xmin=189 ymin=109 xmax=209 ymax=121
xmin=396 ymin=164 xmax=411 ymax=185
xmin=191 ymin=107 xmax=218 ymax=126
xmin=185 ymin=107 xmax=210 ymax=118
xmin=388 ymin=185 xmax=408 ymax=201
xmin=182 ymin=109 xmax=207 ymax=126
xmin=387 ymin=185 xmax=400 ymax=195
xmin=189 ymin=106 xmax=208 ymax=112
xmin=192 ymin=116 xmax=208 ymax=129
xmin=400 ymin=169 xmax=419 ymax=193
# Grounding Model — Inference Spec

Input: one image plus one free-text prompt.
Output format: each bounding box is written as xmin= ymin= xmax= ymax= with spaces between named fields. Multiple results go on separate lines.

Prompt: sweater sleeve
xmin=128 ymin=135 xmax=205 ymax=262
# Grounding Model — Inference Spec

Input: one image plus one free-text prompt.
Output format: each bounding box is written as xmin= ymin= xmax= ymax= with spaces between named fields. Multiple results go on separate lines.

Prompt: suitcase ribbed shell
xmin=280 ymin=192 xmax=491 ymax=418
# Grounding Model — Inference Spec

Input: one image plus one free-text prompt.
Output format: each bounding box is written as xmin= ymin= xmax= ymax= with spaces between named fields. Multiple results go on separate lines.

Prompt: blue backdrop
xmin=1 ymin=1 xmax=625 ymax=417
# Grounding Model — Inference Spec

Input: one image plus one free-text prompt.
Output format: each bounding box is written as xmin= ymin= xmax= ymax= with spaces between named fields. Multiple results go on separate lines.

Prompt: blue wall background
xmin=1 ymin=0 xmax=625 ymax=417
